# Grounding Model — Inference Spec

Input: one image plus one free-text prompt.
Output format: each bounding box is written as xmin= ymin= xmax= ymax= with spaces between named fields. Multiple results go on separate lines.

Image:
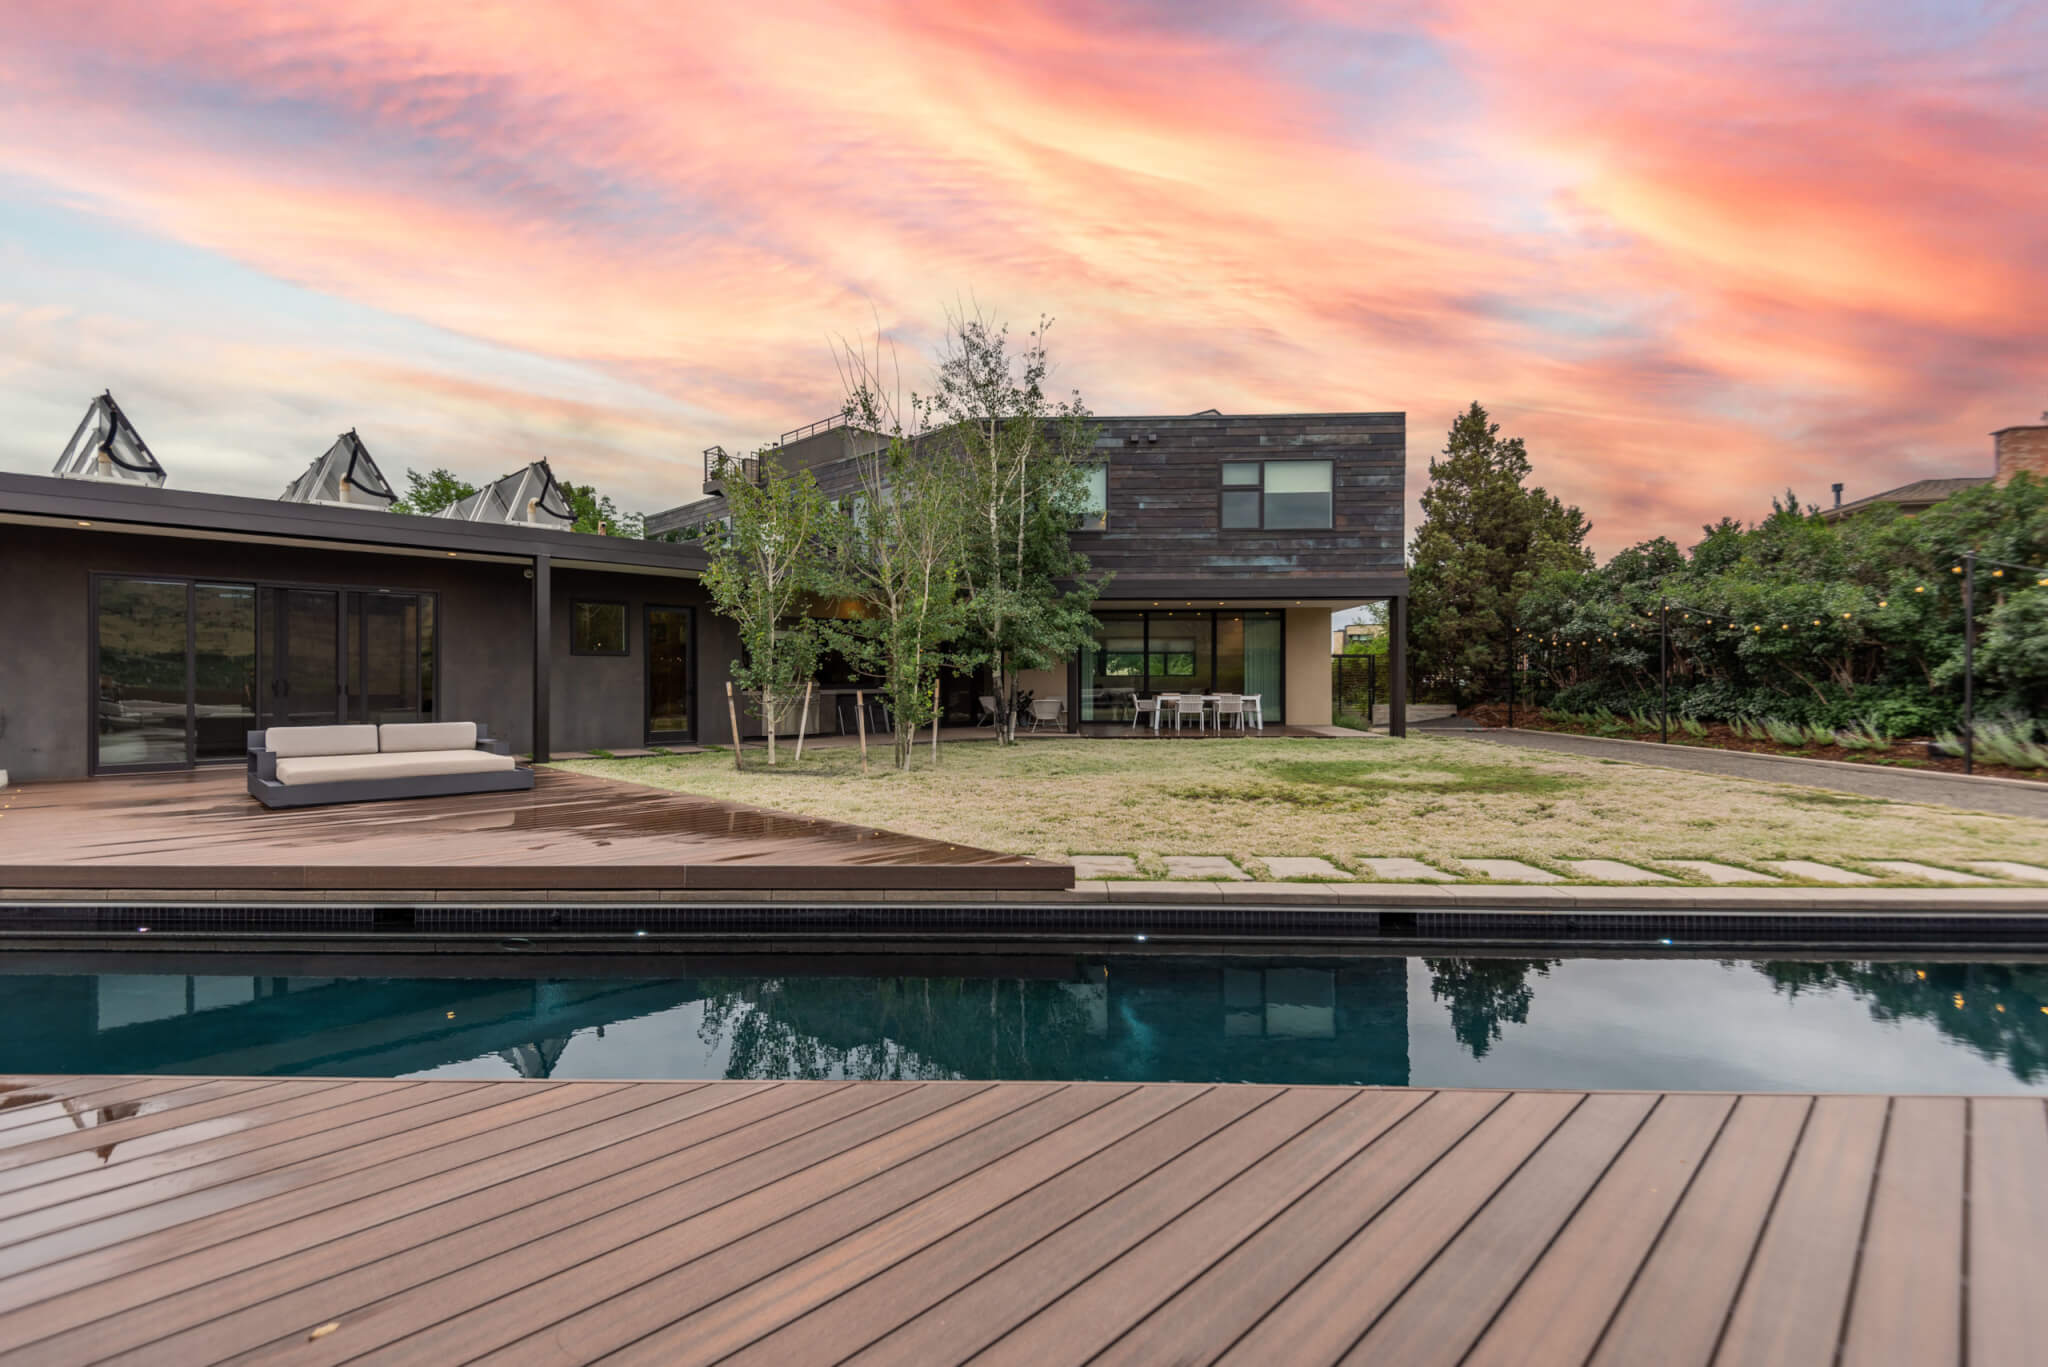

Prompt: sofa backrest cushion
xmin=380 ymin=721 xmax=478 ymax=753
xmin=265 ymin=724 xmax=380 ymax=758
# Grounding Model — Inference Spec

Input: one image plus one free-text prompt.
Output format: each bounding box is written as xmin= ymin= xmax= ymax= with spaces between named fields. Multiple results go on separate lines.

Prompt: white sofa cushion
xmin=274 ymin=749 xmax=515 ymax=785
xmin=264 ymin=725 xmax=380 ymax=759
xmin=379 ymin=721 xmax=479 ymax=753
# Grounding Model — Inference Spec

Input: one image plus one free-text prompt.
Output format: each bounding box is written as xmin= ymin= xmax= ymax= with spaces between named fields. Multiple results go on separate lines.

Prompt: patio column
xmin=532 ymin=552 xmax=551 ymax=762
xmin=1388 ymin=594 xmax=1408 ymax=738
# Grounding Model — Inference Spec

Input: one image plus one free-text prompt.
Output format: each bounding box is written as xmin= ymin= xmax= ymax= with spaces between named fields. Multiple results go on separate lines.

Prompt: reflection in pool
xmin=3 ymin=954 xmax=2043 ymax=1093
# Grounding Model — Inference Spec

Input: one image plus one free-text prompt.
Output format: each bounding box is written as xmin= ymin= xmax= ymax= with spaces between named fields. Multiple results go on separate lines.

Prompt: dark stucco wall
xmin=549 ymin=568 xmax=738 ymax=752
xmin=0 ymin=525 xmax=734 ymax=781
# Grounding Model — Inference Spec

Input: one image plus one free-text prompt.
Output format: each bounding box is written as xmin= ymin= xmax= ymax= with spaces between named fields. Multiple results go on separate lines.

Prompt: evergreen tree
xmin=1409 ymin=403 xmax=1591 ymax=697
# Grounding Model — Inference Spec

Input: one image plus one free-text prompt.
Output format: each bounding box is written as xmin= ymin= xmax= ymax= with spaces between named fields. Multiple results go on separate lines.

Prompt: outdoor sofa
xmin=246 ymin=722 xmax=531 ymax=808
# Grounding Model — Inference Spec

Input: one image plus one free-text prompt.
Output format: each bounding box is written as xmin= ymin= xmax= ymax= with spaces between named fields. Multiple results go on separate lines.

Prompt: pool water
xmin=5 ymin=953 xmax=2044 ymax=1093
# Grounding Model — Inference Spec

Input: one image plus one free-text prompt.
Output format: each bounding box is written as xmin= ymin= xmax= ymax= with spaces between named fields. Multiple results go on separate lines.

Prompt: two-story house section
xmin=648 ymin=409 xmax=1411 ymax=735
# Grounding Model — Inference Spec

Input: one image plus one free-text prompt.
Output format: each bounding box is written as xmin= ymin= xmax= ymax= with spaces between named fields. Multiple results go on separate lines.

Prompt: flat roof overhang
xmin=0 ymin=471 xmax=707 ymax=578
xmin=1075 ymin=574 xmax=1407 ymax=610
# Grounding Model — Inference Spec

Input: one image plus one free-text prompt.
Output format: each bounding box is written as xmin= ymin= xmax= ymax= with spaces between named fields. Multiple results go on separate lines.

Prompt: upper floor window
xmin=1220 ymin=460 xmax=1332 ymax=530
xmin=1079 ymin=466 xmax=1108 ymax=531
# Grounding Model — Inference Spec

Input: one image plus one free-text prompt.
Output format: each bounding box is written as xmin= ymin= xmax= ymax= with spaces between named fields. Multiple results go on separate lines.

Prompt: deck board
xmin=0 ymin=1075 xmax=2037 ymax=1367
xmin=0 ymin=767 xmax=1070 ymax=892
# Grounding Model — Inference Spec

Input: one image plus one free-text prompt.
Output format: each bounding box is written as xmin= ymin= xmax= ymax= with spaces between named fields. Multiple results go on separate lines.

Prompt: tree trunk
xmin=763 ymin=684 xmax=778 ymax=766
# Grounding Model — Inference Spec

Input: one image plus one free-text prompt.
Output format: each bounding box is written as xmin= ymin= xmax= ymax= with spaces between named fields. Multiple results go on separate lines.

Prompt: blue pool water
xmin=4 ymin=953 xmax=2043 ymax=1093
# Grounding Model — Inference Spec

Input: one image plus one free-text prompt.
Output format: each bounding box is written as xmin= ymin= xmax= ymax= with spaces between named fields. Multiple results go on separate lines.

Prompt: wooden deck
xmin=0 ymin=768 xmax=1070 ymax=893
xmin=0 ymin=1075 xmax=2038 ymax=1365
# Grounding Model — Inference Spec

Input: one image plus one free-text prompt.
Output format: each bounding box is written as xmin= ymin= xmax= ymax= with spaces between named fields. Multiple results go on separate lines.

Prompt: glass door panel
xmin=352 ymin=593 xmax=423 ymax=722
xmin=1146 ymin=613 xmax=1210 ymax=697
xmin=95 ymin=578 xmax=190 ymax=769
xmin=280 ymin=589 xmax=342 ymax=726
xmin=1245 ymin=611 xmax=1284 ymax=721
xmin=192 ymin=584 xmax=257 ymax=761
xmin=646 ymin=605 xmax=692 ymax=741
xmin=1081 ymin=612 xmax=1145 ymax=722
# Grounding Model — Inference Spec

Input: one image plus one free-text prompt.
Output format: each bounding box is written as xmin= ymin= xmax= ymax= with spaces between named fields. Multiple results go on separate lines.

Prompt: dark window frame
xmin=570 ymin=599 xmax=630 ymax=657
xmin=87 ymin=571 xmax=441 ymax=775
xmin=1219 ymin=459 xmax=1334 ymax=531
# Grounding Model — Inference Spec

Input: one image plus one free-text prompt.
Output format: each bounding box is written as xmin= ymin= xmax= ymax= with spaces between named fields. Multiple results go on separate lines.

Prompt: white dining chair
xmin=1213 ymin=693 xmax=1246 ymax=733
xmin=1132 ymin=695 xmax=1160 ymax=732
xmin=1173 ymin=694 xmax=1206 ymax=734
xmin=1151 ymin=694 xmax=1179 ymax=734
xmin=1243 ymin=694 xmax=1264 ymax=731
xmin=976 ymin=694 xmax=1000 ymax=728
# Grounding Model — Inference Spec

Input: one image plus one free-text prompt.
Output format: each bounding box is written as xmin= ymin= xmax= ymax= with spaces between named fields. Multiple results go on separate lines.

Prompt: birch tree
xmin=701 ymin=450 xmax=838 ymax=764
xmin=937 ymin=309 xmax=1103 ymax=743
xmin=832 ymin=336 xmax=968 ymax=770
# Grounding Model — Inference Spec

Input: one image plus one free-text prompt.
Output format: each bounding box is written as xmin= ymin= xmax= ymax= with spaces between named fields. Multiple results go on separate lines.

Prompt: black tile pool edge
xmin=4 ymin=902 xmax=2048 ymax=949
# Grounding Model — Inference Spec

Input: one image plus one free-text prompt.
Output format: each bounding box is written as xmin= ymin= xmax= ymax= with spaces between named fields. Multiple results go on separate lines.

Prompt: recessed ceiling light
xmin=75 ymin=520 xmax=91 ymax=527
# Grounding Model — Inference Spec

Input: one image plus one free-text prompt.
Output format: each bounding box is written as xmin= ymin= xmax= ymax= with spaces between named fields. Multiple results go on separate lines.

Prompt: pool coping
xmin=6 ymin=882 xmax=2048 ymax=912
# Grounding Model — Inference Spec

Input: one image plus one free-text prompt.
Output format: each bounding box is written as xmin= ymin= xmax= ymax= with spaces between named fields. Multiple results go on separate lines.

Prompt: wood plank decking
xmin=0 ymin=768 xmax=1070 ymax=893
xmin=0 ymin=1074 xmax=2039 ymax=1364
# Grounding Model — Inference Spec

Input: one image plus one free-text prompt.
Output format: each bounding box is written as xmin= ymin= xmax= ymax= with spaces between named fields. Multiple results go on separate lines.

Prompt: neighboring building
xmin=651 ymin=408 xmax=1411 ymax=732
xmin=1820 ymin=420 xmax=2048 ymax=522
xmin=1 ymin=398 xmax=728 ymax=783
xmin=1331 ymin=622 xmax=1386 ymax=654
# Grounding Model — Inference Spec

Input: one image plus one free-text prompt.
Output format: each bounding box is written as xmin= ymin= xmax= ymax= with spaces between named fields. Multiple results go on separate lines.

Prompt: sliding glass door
xmin=1079 ymin=610 xmax=1287 ymax=723
xmin=92 ymin=575 xmax=436 ymax=773
xmin=95 ymin=578 xmax=194 ymax=770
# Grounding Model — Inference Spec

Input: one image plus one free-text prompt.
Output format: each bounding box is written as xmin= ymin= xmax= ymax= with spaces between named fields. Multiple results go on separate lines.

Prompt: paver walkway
xmin=1467 ymin=727 xmax=2048 ymax=819
xmin=1459 ymin=859 xmax=1563 ymax=883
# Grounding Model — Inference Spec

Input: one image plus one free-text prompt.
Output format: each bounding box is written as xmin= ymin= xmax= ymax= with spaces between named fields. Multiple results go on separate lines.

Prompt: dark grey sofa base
xmin=247 ymin=766 xmax=534 ymax=809
xmin=246 ymin=727 xmax=532 ymax=809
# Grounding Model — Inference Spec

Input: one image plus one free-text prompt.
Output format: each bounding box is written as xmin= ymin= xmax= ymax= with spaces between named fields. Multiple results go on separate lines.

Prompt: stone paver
xmin=1459 ymin=859 xmax=1562 ymax=883
xmin=1965 ymin=861 xmax=2048 ymax=882
xmin=1763 ymin=860 xmax=1878 ymax=884
xmin=1863 ymin=860 xmax=1995 ymax=885
xmin=1560 ymin=859 xmax=1673 ymax=882
xmin=1070 ymin=854 xmax=1139 ymax=880
xmin=1162 ymin=855 xmax=1251 ymax=881
xmin=1356 ymin=857 xmax=1457 ymax=881
xmin=1657 ymin=860 xmax=1781 ymax=884
xmin=1259 ymin=856 xmax=1354 ymax=880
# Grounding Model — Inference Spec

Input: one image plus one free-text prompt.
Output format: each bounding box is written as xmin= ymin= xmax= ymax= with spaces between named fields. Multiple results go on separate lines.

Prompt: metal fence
xmin=1332 ymin=654 xmax=1388 ymax=728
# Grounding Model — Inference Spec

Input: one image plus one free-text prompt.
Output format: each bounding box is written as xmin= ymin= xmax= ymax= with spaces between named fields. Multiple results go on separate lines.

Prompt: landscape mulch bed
xmin=1463 ymin=703 xmax=2048 ymax=786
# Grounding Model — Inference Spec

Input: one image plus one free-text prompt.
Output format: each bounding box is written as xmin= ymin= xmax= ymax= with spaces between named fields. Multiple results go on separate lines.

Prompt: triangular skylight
xmin=52 ymin=392 xmax=167 ymax=487
xmin=280 ymin=430 xmax=397 ymax=508
xmin=440 ymin=459 xmax=575 ymax=528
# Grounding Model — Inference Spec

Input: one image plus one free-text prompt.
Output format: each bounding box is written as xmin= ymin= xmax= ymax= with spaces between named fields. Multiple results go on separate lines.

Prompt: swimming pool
xmin=5 ymin=952 xmax=2043 ymax=1093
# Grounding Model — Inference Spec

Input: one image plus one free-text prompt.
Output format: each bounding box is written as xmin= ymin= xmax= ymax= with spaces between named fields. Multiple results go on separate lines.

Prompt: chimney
xmin=1993 ymin=423 xmax=2048 ymax=486
xmin=1831 ymin=482 xmax=1843 ymax=508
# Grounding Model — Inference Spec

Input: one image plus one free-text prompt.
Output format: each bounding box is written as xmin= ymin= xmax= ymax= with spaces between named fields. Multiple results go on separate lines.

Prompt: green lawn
xmin=559 ymin=735 xmax=2048 ymax=885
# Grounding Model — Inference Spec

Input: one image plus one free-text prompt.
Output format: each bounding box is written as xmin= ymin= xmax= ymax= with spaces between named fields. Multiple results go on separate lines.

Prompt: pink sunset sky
xmin=0 ymin=0 xmax=2041 ymax=553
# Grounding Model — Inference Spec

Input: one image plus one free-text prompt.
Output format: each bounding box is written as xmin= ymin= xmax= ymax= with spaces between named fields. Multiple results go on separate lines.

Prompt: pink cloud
xmin=0 ymin=0 xmax=2039 ymax=546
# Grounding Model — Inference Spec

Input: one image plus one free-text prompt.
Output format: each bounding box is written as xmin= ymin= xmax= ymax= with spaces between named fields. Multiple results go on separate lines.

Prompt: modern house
xmin=1820 ymin=420 xmax=2048 ymax=522
xmin=0 ymin=396 xmax=1408 ymax=784
xmin=651 ymin=409 xmax=1411 ymax=735
xmin=0 ymin=397 xmax=728 ymax=783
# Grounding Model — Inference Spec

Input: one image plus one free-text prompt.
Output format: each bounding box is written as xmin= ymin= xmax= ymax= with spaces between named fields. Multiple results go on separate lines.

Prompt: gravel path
xmin=1461 ymin=726 xmax=2048 ymax=819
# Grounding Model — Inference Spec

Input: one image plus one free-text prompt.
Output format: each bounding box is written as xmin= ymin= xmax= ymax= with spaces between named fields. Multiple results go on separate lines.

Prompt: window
xmin=1079 ymin=466 xmax=1108 ymax=530
xmin=572 ymin=600 xmax=629 ymax=655
xmin=1220 ymin=460 xmax=1333 ymax=530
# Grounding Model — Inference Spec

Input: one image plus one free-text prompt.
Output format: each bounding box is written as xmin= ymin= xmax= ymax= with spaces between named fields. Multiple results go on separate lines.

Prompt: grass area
xmin=559 ymin=735 xmax=2048 ymax=884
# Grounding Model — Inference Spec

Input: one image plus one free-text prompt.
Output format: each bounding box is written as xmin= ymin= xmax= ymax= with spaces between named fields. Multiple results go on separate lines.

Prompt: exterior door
xmin=267 ymin=588 xmax=343 ymax=727
xmin=645 ymin=604 xmax=693 ymax=742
